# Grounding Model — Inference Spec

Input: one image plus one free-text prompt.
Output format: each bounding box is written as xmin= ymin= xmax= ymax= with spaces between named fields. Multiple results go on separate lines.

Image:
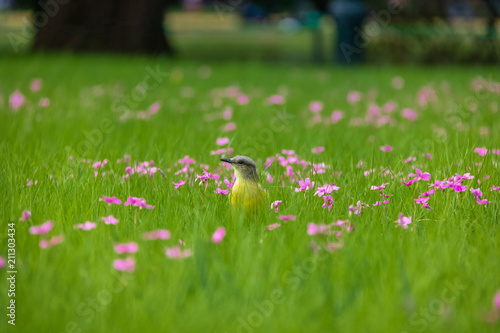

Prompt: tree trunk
xmin=32 ymin=0 xmax=174 ymax=55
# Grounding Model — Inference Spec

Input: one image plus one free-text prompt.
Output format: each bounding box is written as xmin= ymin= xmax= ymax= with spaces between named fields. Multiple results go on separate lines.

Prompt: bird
xmin=220 ymin=155 xmax=266 ymax=213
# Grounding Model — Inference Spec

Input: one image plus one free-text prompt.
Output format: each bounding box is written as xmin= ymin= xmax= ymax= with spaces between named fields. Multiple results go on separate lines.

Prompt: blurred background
xmin=0 ymin=0 xmax=499 ymax=65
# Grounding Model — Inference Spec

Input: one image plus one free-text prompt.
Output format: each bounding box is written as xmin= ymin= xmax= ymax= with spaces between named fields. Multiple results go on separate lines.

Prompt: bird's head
xmin=220 ymin=155 xmax=259 ymax=182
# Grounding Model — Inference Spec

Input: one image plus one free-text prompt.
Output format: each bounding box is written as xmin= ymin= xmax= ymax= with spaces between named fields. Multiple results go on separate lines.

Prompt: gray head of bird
xmin=220 ymin=155 xmax=259 ymax=182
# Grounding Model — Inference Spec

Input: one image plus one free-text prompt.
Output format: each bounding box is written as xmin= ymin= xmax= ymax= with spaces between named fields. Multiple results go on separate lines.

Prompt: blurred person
xmin=240 ymin=1 xmax=267 ymax=22
xmin=444 ymin=0 xmax=475 ymax=18
xmin=328 ymin=0 xmax=369 ymax=65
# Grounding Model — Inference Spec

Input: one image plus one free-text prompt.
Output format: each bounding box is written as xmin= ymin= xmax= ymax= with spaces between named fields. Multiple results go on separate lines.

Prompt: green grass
xmin=0 ymin=54 xmax=499 ymax=333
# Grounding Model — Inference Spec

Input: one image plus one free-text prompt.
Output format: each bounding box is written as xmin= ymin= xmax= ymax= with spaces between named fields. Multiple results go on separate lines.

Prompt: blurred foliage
xmin=367 ymin=35 xmax=500 ymax=64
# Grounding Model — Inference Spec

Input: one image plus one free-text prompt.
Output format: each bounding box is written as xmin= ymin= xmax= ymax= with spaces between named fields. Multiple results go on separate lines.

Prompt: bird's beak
xmin=220 ymin=158 xmax=232 ymax=164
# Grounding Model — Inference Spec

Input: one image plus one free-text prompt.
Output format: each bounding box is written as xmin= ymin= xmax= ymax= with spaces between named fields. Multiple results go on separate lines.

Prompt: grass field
xmin=1 ymin=54 xmax=500 ymax=333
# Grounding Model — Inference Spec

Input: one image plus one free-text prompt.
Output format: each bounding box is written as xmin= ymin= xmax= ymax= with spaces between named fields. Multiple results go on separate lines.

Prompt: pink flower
xmin=92 ymin=161 xmax=104 ymax=169
xmin=326 ymin=242 xmax=344 ymax=251
xmin=419 ymin=189 xmax=435 ymax=197
xmin=264 ymin=157 xmax=275 ymax=168
xmin=314 ymin=183 xmax=339 ymax=197
xmin=202 ymin=170 xmax=220 ymax=180
xmin=149 ymin=102 xmax=161 ymax=114
xmin=212 ymin=227 xmax=226 ymax=243
xmin=165 ymin=246 xmax=192 ymax=259
xmin=279 ymin=215 xmax=296 ymax=222
xmin=452 ymin=184 xmax=468 ymax=192
xmin=30 ymin=78 xmax=42 ymax=92
xmin=312 ymin=146 xmax=325 ymax=154
xmin=124 ymin=196 xmax=154 ymax=209
xmin=195 ymin=174 xmax=208 ymax=183
xmin=143 ymin=229 xmax=171 ymax=240
xmin=102 ymin=215 xmax=119 ymax=225
xmin=494 ymin=290 xmax=500 ymax=310
xmin=74 ymin=221 xmax=97 ymax=230
xmin=380 ymin=145 xmax=392 ymax=152
xmin=114 ymin=257 xmax=135 ymax=272
xmin=476 ymin=198 xmax=491 ymax=205
xmin=492 ymin=186 xmax=500 ymax=191
xmin=271 ymin=200 xmax=282 ymax=213
xmin=0 ymin=256 xmax=4 ymax=268
xmin=115 ymin=242 xmax=138 ymax=254
xmin=20 ymin=210 xmax=31 ymax=221
xmin=222 ymin=122 xmax=236 ymax=132
xmin=405 ymin=157 xmax=416 ymax=163
xmin=349 ymin=201 xmax=364 ymax=215
xmin=401 ymin=108 xmax=417 ymax=121
xmin=331 ymin=111 xmax=343 ymax=124
xmin=222 ymin=107 xmax=232 ymax=120
xmin=27 ymin=179 xmax=37 ymax=186
xmin=409 ymin=169 xmax=431 ymax=181
xmin=309 ymin=101 xmax=323 ymax=113
xmin=215 ymin=188 xmax=229 ymax=195
xmin=178 ymin=155 xmax=196 ymax=166
xmin=470 ymin=187 xmax=483 ymax=198
xmin=40 ymin=235 xmax=64 ymax=249
xmin=237 ymin=94 xmax=249 ymax=105
xmin=384 ymin=101 xmax=397 ymax=113
xmin=474 ymin=147 xmax=488 ymax=156
xmin=223 ymin=178 xmax=234 ymax=189
xmin=347 ymin=91 xmax=361 ymax=103
xmin=29 ymin=221 xmax=53 ymax=235
xmin=295 ymin=178 xmax=315 ymax=192
xmin=414 ymin=197 xmax=429 ymax=204
xmin=268 ymin=223 xmax=281 ymax=231
xmin=173 ymin=180 xmax=186 ymax=189
xmin=282 ymin=149 xmax=295 ymax=155
xmin=307 ymin=223 xmax=332 ymax=235
xmin=461 ymin=173 xmax=474 ymax=180
xmin=9 ymin=90 xmax=25 ymax=110
xmin=402 ymin=179 xmax=417 ymax=186
xmin=216 ymin=137 xmax=230 ymax=145
xmin=394 ymin=213 xmax=412 ymax=229
xmin=430 ymin=179 xmax=447 ymax=190
xmin=39 ymin=98 xmax=50 ymax=107
xmin=100 ymin=196 xmax=122 ymax=205
xmin=370 ymin=182 xmax=389 ymax=191
xmin=322 ymin=195 xmax=333 ymax=211
xmin=267 ymin=95 xmax=285 ymax=105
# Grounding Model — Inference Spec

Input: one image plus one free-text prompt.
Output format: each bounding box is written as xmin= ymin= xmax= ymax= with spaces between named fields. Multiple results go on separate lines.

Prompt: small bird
xmin=220 ymin=155 xmax=266 ymax=213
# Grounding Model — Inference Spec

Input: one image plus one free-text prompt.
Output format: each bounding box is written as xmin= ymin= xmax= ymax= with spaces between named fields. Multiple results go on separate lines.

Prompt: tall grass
xmin=0 ymin=54 xmax=499 ymax=333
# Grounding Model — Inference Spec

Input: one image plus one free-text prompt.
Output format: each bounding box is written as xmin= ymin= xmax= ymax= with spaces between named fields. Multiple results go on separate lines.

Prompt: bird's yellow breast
xmin=230 ymin=178 xmax=265 ymax=212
